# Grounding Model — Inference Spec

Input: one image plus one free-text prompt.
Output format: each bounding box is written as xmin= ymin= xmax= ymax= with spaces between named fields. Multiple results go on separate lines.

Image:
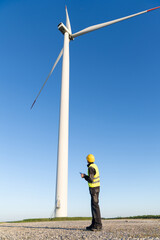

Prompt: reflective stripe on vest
xmin=88 ymin=163 xmax=100 ymax=188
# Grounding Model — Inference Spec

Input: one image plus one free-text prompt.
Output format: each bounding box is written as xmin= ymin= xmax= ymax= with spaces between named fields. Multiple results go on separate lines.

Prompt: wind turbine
xmin=31 ymin=6 xmax=160 ymax=217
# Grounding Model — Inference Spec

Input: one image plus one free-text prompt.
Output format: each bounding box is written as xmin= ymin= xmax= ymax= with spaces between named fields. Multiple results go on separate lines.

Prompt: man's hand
xmin=81 ymin=173 xmax=85 ymax=178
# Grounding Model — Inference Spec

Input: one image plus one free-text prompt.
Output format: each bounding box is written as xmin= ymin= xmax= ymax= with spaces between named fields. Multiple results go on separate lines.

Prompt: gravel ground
xmin=0 ymin=219 xmax=160 ymax=240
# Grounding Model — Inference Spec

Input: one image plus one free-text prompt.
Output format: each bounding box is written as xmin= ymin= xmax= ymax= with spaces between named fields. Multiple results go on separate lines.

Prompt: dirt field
xmin=0 ymin=219 xmax=160 ymax=239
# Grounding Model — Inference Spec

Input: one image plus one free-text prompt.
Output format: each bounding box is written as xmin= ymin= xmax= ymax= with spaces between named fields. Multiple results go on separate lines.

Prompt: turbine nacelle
xmin=58 ymin=23 xmax=74 ymax=40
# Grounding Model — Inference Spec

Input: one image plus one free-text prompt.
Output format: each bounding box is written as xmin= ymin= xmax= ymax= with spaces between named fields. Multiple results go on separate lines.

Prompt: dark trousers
xmin=89 ymin=187 xmax=102 ymax=227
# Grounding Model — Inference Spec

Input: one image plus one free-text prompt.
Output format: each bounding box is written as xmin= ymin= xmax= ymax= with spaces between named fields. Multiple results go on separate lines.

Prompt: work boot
xmin=86 ymin=224 xmax=93 ymax=230
xmin=86 ymin=224 xmax=102 ymax=231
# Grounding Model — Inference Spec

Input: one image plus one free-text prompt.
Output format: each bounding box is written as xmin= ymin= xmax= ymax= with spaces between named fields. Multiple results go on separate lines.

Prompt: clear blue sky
xmin=0 ymin=0 xmax=160 ymax=221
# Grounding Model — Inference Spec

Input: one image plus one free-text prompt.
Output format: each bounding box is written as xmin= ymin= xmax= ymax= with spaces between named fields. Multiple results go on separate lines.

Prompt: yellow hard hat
xmin=86 ymin=154 xmax=95 ymax=163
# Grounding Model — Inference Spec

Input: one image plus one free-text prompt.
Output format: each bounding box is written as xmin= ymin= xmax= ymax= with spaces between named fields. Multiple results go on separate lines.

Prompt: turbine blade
xmin=31 ymin=48 xmax=63 ymax=109
xmin=147 ymin=6 xmax=160 ymax=12
xmin=71 ymin=6 xmax=160 ymax=38
xmin=65 ymin=6 xmax=72 ymax=34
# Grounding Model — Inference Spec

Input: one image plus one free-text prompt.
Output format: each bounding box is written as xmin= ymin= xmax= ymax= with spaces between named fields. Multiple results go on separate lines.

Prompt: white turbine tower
xmin=31 ymin=6 xmax=160 ymax=217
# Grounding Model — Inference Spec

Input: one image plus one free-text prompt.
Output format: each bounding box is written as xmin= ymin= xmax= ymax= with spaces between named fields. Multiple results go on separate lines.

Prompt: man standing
xmin=81 ymin=154 xmax=102 ymax=231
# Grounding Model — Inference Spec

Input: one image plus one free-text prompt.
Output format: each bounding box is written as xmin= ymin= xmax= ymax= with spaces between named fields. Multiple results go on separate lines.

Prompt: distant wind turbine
xmin=31 ymin=6 xmax=160 ymax=217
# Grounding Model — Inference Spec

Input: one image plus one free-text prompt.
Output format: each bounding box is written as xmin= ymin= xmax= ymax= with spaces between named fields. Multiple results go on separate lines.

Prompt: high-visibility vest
xmin=88 ymin=163 xmax=100 ymax=188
